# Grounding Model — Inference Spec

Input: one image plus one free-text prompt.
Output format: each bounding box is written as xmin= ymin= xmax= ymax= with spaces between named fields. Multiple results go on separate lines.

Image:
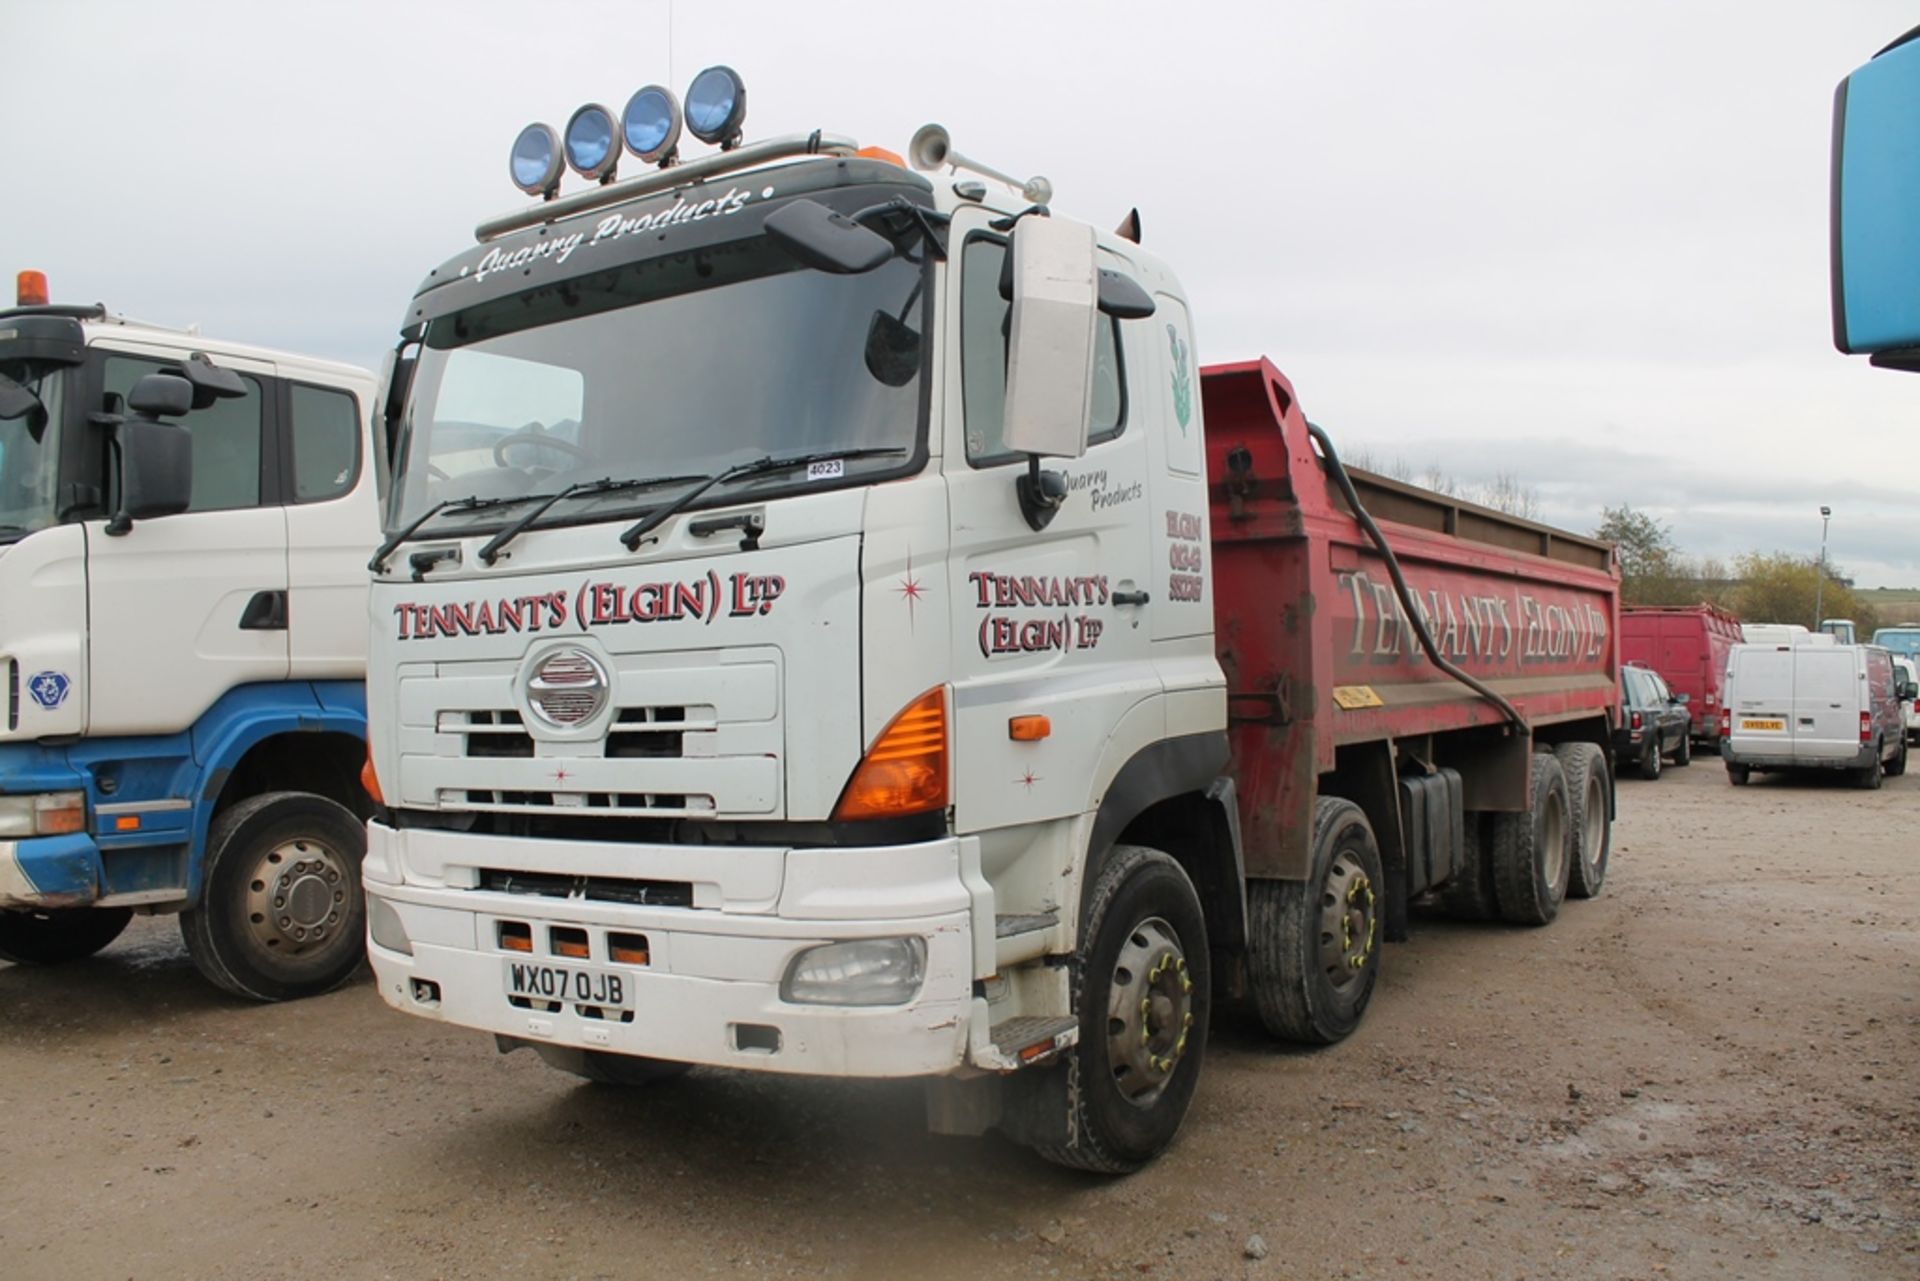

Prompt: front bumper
xmin=0 ymin=833 xmax=101 ymax=909
xmin=363 ymin=820 xmax=989 ymax=1078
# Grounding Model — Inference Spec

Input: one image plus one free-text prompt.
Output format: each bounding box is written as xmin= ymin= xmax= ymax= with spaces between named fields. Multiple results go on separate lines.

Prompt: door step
xmin=983 ymin=1014 xmax=1079 ymax=1070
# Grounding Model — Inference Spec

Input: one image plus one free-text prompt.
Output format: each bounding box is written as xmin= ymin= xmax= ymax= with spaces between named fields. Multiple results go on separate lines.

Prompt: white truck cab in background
xmin=0 ymin=276 xmax=381 ymax=998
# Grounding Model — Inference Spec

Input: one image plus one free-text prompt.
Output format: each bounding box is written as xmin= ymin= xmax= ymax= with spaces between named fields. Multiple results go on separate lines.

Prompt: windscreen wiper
xmin=477 ymin=473 xmax=706 ymax=566
xmin=368 ymin=493 xmax=540 ymax=573
xmin=618 ymin=447 xmax=908 ymax=552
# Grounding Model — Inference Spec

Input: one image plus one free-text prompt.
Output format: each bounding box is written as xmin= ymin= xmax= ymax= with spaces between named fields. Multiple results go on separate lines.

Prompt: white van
xmin=1722 ymin=642 xmax=1912 ymax=787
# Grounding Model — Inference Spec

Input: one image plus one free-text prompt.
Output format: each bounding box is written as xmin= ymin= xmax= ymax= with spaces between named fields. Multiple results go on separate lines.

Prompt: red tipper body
xmin=1200 ymin=360 xmax=1621 ymax=878
xmin=1619 ymin=604 xmax=1742 ymax=739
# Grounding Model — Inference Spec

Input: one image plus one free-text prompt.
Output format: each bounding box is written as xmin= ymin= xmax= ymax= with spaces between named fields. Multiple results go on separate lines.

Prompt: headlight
xmin=366 ymin=894 xmax=413 ymax=956
xmin=782 ymin=937 xmax=925 ymax=1007
xmin=0 ymin=792 xmax=86 ymax=838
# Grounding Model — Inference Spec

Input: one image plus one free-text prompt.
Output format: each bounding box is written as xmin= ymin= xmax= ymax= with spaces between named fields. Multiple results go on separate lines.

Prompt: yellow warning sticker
xmin=1332 ymin=685 xmax=1384 ymax=710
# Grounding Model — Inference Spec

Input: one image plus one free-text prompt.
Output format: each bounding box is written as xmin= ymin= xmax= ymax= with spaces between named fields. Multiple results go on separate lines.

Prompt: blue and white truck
xmin=0 ymin=274 xmax=380 ymax=999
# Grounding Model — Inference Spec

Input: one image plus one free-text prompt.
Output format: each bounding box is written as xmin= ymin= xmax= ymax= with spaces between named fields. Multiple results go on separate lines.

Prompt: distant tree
xmin=1728 ymin=552 xmax=1881 ymax=635
xmin=1594 ymin=505 xmax=1693 ymax=604
xmin=1477 ymin=472 xmax=1540 ymax=521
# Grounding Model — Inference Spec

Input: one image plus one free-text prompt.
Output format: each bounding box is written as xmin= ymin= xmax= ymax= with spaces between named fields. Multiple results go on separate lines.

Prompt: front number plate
xmin=1741 ymin=718 xmax=1785 ymax=731
xmin=503 ymin=959 xmax=635 ymax=1010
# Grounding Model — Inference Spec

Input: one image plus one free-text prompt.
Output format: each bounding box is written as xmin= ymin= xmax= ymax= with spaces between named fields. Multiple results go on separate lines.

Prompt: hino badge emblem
xmin=525 ymin=648 xmax=610 ymax=727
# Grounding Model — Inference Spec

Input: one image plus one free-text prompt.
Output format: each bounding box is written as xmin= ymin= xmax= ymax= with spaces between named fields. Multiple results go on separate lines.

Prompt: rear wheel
xmin=1028 ymin=844 xmax=1209 ymax=1173
xmin=1639 ymin=740 xmax=1662 ymax=781
xmin=1672 ymin=731 xmax=1691 ymax=767
xmin=1887 ymin=739 xmax=1908 ymax=778
xmin=0 ymin=907 xmax=133 ymax=965
xmin=1727 ymin=763 xmax=1751 ymax=786
xmin=1554 ymin=742 xmax=1610 ymax=900
xmin=1856 ymin=745 xmax=1884 ymax=790
xmin=1489 ymin=753 xmax=1572 ymax=926
xmin=180 ymin=792 xmax=368 ymax=1001
xmin=1247 ymin=798 xmax=1383 ymax=1044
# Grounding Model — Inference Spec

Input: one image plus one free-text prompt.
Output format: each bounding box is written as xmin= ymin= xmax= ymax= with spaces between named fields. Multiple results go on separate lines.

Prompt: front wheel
xmin=1027 ymin=844 xmax=1209 ymax=1174
xmin=0 ymin=907 xmax=133 ymax=965
xmin=180 ymin=792 xmax=368 ymax=1001
xmin=1247 ymin=798 xmax=1384 ymax=1044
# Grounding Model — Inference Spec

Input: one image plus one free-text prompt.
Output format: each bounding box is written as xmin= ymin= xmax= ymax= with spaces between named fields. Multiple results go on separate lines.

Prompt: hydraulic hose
xmin=1305 ymin=421 xmax=1528 ymax=732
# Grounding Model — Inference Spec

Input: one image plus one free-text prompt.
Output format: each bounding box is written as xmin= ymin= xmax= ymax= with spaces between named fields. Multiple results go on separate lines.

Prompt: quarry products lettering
xmin=390 ymin=573 xmax=785 ymax=640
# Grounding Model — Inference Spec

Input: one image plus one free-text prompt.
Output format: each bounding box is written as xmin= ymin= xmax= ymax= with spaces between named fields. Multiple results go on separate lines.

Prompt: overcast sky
xmin=4 ymin=1 xmax=1916 ymax=584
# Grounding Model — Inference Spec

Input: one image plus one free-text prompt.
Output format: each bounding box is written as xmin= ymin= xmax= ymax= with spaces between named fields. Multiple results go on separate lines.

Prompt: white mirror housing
xmin=1003 ymin=218 xmax=1098 ymax=459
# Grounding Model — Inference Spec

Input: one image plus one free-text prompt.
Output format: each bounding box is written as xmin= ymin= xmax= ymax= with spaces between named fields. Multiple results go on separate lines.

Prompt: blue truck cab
xmin=0 ymin=285 xmax=379 ymax=999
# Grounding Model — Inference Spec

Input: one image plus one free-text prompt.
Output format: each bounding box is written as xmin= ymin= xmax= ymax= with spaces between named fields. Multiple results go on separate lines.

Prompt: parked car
xmin=1614 ymin=663 xmax=1692 ymax=779
xmin=1621 ymin=604 xmax=1741 ymax=743
xmin=1722 ymin=642 xmax=1913 ymax=787
xmin=1897 ymin=656 xmax=1920 ymax=745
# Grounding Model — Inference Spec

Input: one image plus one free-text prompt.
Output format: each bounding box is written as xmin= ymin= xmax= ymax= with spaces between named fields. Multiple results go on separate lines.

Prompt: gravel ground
xmin=2 ymin=760 xmax=1915 ymax=1280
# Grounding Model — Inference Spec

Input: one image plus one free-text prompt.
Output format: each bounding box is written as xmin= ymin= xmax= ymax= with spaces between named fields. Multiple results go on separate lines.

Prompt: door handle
xmin=239 ymin=590 xmax=288 ymax=631
xmin=1113 ymin=590 xmax=1151 ymax=607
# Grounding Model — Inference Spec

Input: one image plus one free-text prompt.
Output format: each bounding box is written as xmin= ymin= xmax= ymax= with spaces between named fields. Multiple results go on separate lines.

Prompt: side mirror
xmin=1899 ymin=680 xmax=1917 ymax=701
xmin=169 ymin=353 xmax=248 ymax=410
xmin=127 ymin=373 xmax=193 ymax=418
xmin=0 ymin=372 xmax=47 ymax=436
xmin=118 ymin=418 xmax=194 ymax=520
xmin=105 ymin=374 xmax=194 ymax=531
xmin=863 ymin=310 xmax=921 ymax=387
xmin=1003 ymin=217 xmax=1097 ymax=459
xmin=763 ymin=199 xmax=893 ymax=275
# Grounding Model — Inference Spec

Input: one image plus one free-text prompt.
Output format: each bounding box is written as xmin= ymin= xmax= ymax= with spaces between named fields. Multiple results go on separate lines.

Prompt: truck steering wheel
xmin=492 ymin=422 xmax=595 ymax=468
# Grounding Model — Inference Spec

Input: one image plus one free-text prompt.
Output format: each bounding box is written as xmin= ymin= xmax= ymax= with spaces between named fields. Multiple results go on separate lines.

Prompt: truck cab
xmin=0 ymin=286 xmax=380 ymax=998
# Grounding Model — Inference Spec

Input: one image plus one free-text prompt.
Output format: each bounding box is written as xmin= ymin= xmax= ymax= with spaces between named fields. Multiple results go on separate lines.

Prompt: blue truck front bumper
xmin=0 ymin=833 xmax=103 ymax=908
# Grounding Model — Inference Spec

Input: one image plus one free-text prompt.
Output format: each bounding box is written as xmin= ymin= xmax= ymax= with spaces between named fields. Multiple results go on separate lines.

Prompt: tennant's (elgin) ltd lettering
xmin=1337 ymin=570 xmax=1608 ymax=665
xmin=392 ymin=572 xmax=786 ymax=641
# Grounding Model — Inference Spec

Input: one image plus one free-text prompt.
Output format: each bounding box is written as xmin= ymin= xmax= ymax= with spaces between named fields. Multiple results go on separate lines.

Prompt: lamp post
xmin=1814 ymin=505 xmax=1832 ymax=629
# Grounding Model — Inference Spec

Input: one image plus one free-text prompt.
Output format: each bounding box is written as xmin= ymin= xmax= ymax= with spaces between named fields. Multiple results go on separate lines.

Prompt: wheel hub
xmin=1318 ymin=854 xmax=1376 ymax=991
xmin=1105 ymin=917 xmax=1193 ymax=1107
xmin=243 ymin=837 xmax=350 ymax=955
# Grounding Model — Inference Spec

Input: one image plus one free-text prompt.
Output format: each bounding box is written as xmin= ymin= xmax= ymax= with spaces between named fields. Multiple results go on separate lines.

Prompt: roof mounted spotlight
xmin=510 ymin=123 xmax=565 ymax=199
xmin=564 ymin=103 xmax=621 ymax=183
xmin=622 ymin=84 xmax=683 ymax=166
xmin=684 ymin=65 xmax=747 ymax=149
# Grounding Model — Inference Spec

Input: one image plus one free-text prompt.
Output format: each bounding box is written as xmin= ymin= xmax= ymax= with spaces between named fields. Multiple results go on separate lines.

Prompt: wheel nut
xmin=274 ymin=897 xmax=285 ymax=909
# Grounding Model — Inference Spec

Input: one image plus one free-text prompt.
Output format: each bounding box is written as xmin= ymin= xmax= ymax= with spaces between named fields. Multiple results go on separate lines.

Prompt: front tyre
xmin=180 ymin=792 xmax=368 ymax=1002
xmin=1029 ymin=844 xmax=1209 ymax=1174
xmin=0 ymin=907 xmax=133 ymax=965
xmin=1247 ymin=798 xmax=1384 ymax=1044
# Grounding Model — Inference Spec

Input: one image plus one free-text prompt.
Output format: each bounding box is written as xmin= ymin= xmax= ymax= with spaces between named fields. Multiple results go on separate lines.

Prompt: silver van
xmin=1722 ymin=642 xmax=1913 ymax=787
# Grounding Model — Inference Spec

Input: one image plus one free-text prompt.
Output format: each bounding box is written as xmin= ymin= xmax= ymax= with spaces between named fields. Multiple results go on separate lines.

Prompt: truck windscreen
xmin=0 ymin=365 xmax=63 ymax=544
xmin=389 ymin=234 xmax=928 ymax=533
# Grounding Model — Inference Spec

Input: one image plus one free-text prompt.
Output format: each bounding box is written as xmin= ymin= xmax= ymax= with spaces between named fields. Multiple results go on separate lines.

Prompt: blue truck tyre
xmin=0 ymin=907 xmax=133 ymax=965
xmin=179 ymin=791 xmax=369 ymax=1001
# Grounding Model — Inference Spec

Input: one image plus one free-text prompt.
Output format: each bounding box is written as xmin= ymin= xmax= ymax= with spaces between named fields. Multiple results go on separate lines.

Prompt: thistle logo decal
xmin=1168 ymin=324 xmax=1192 ymax=433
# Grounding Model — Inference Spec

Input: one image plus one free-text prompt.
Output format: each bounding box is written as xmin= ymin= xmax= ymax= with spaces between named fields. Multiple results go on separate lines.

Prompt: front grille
xmin=459 ymin=789 xmax=711 ymax=814
xmin=454 ymin=705 xmax=700 ymax=760
xmin=480 ymin=868 xmax=694 ymax=907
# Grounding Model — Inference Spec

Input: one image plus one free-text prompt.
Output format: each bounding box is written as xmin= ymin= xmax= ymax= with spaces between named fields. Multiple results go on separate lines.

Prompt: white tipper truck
xmin=0 ymin=272 xmax=381 ymax=999
xmin=360 ymin=71 xmax=1620 ymax=1171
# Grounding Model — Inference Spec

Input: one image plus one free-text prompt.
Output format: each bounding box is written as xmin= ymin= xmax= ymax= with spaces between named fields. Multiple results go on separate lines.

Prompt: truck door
xmin=83 ymin=348 xmax=289 ymax=736
xmin=280 ymin=378 xmax=376 ymax=679
xmin=942 ymin=217 xmax=1158 ymax=833
xmin=1729 ymin=647 xmax=1794 ymax=759
xmin=1792 ymin=647 xmax=1858 ymax=760
xmin=1143 ymin=293 xmax=1218 ymax=735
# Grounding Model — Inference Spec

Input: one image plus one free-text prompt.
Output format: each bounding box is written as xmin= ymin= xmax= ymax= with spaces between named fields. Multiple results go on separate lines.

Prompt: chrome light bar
xmin=476 ymin=130 xmax=861 ymax=243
